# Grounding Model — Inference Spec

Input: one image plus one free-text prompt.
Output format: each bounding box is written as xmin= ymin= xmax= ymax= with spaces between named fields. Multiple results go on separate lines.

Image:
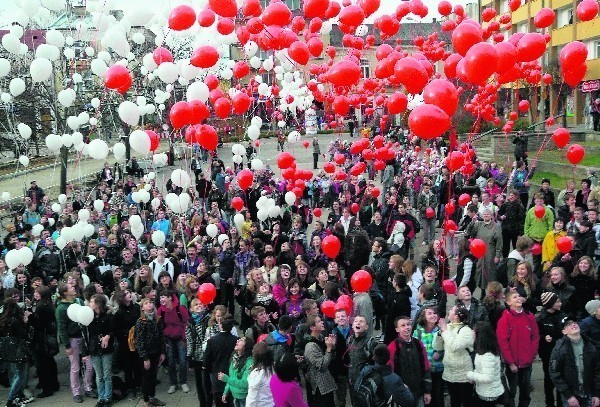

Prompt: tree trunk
xmin=60 ymin=145 xmax=68 ymax=194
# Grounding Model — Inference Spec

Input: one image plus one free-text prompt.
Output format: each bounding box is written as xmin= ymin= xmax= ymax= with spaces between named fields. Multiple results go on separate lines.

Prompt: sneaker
xmin=149 ymin=398 xmax=166 ymax=406
xmin=85 ymin=390 xmax=98 ymax=398
xmin=181 ymin=384 xmax=190 ymax=393
xmin=167 ymin=385 xmax=176 ymax=394
xmin=18 ymin=396 xmax=33 ymax=405
xmin=73 ymin=395 xmax=84 ymax=403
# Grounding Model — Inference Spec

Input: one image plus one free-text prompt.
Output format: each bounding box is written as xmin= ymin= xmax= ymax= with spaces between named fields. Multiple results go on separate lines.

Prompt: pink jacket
xmin=158 ymin=300 xmax=190 ymax=340
xmin=270 ymin=374 xmax=308 ymax=407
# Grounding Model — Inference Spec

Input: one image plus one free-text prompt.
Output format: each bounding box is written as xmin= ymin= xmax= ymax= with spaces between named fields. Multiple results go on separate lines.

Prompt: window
xmin=360 ymin=58 xmax=370 ymax=78
xmin=587 ymin=39 xmax=600 ymax=60
xmin=596 ymin=40 xmax=600 ymax=59
xmin=517 ymin=22 xmax=528 ymax=33
xmin=499 ymin=0 xmax=508 ymax=14
xmin=285 ymin=0 xmax=300 ymax=10
xmin=556 ymin=7 xmax=573 ymax=28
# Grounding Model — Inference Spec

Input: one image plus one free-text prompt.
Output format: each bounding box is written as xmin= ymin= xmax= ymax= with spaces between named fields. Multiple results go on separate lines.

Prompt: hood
xmin=508 ymin=250 xmax=525 ymax=261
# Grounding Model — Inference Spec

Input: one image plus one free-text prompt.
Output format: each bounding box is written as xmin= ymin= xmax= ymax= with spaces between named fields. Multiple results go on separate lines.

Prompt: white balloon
xmin=232 ymin=155 xmax=242 ymax=164
xmin=262 ymin=58 xmax=273 ymax=71
xmin=88 ymin=139 xmax=109 ymax=160
xmin=251 ymin=116 xmax=263 ymax=128
xmin=30 ymin=57 xmax=53 ymax=82
xmin=186 ymin=81 xmax=209 ymax=102
xmin=250 ymin=158 xmax=264 ymax=171
xmin=2 ymin=33 xmax=22 ymax=54
xmin=148 ymin=171 xmax=156 ymax=180
xmin=63 ymin=48 xmax=75 ymax=59
xmin=132 ymin=32 xmax=145 ymax=45
xmin=35 ymin=43 xmax=59 ymax=61
xmin=269 ymin=205 xmax=281 ymax=218
xmin=17 ymin=247 xmax=33 ymax=266
xmin=18 ymin=155 xmax=29 ymax=167
xmin=90 ymin=58 xmax=107 ymax=77
xmin=231 ymin=143 xmax=246 ymax=156
xmin=285 ymin=191 xmax=297 ymax=205
xmin=234 ymin=213 xmax=244 ymax=232
xmin=151 ymin=230 xmax=166 ymax=247
xmin=156 ymin=62 xmax=179 ymax=84
xmin=113 ymin=142 xmax=126 ymax=158
xmin=257 ymin=210 xmax=268 ymax=222
xmin=247 ymin=125 xmax=260 ymax=141
xmin=244 ymin=41 xmax=258 ymax=56
xmin=257 ymin=83 xmax=269 ymax=96
xmin=78 ymin=209 xmax=90 ymax=222
xmin=48 ymin=218 xmax=55 ymax=227
xmin=249 ymin=56 xmax=261 ymax=69
xmin=58 ymin=194 xmax=67 ymax=205
xmin=17 ymin=123 xmax=31 ymax=139
xmin=71 ymin=223 xmax=85 ymax=242
xmin=1 ymin=93 xmax=11 ymax=103
xmin=57 ymin=88 xmax=76 ymax=107
xmin=45 ymin=133 xmax=62 ymax=151
xmin=131 ymin=191 xmax=141 ymax=203
xmin=61 ymin=226 xmax=73 ymax=242
xmin=81 ymin=273 xmax=90 ymax=287
xmin=66 ymin=116 xmax=80 ymax=131
xmin=93 ymin=199 xmax=105 ymax=212
xmin=31 ymin=224 xmax=44 ymax=236
xmin=151 ymin=198 xmax=161 ymax=210
xmin=277 ymin=121 xmax=286 ymax=128
xmin=206 ymin=224 xmax=218 ymax=238
xmin=129 ymin=215 xmax=142 ymax=226
xmin=0 ymin=58 xmax=11 ymax=77
xmin=2 ymin=191 xmax=10 ymax=201
xmin=84 ymin=223 xmax=95 ymax=238
xmin=170 ymin=169 xmax=191 ymax=188
xmin=118 ymin=101 xmax=140 ymax=126
xmin=67 ymin=303 xmax=82 ymax=322
xmin=131 ymin=225 xmax=144 ymax=239
xmin=4 ymin=249 xmax=20 ymax=269
xmin=287 ymin=131 xmax=301 ymax=143
xmin=129 ymin=130 xmax=151 ymax=155
xmin=9 ymin=78 xmax=26 ymax=97
xmin=77 ymin=306 xmax=94 ymax=326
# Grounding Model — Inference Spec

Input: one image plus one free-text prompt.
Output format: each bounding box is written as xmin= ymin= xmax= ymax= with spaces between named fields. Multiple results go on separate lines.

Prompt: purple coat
xmin=270 ymin=374 xmax=308 ymax=407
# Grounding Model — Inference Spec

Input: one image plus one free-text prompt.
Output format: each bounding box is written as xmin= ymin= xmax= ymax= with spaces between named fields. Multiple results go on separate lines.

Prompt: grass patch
xmin=536 ymin=149 xmax=600 ymax=167
xmin=529 ymin=171 xmax=571 ymax=188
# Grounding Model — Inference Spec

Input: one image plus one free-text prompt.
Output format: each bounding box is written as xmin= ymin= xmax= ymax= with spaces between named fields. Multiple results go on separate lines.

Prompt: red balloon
xmin=425 ymin=207 xmax=435 ymax=219
xmin=304 ymin=0 xmax=330 ymax=19
xmin=198 ymin=283 xmax=217 ymax=305
xmin=557 ymin=236 xmax=572 ymax=253
xmin=562 ymin=63 xmax=587 ymax=87
xmin=351 ymin=203 xmax=360 ymax=215
xmin=323 ymin=162 xmax=336 ymax=173
xmin=552 ymin=128 xmax=570 ymax=148
xmin=445 ymin=202 xmax=456 ymax=216
xmin=463 ymin=42 xmax=498 ymax=85
xmin=438 ymin=0 xmax=452 ymax=16
xmin=325 ymin=0 xmax=341 ymax=18
xmin=322 ymin=235 xmax=342 ymax=259
xmin=213 ymin=97 xmax=231 ymax=119
xmin=566 ymin=144 xmax=585 ymax=165
xmin=577 ymin=0 xmax=599 ymax=21
xmin=408 ymin=104 xmax=451 ymax=140
xmin=242 ymin=0 xmax=262 ymax=17
xmin=350 ymin=270 xmax=373 ymax=293
xmin=232 ymin=93 xmax=251 ymax=115
xmin=233 ymin=61 xmax=250 ymax=79
xmin=371 ymin=187 xmax=381 ymax=198
xmin=152 ymin=47 xmax=173 ymax=65
xmin=518 ymin=100 xmax=530 ymax=112
xmin=321 ymin=300 xmax=336 ymax=318
xmin=237 ymin=169 xmax=254 ymax=191
xmin=198 ymin=8 xmax=216 ymax=27
xmin=534 ymin=205 xmax=546 ymax=219
xmin=146 ymin=130 xmax=159 ymax=152
xmin=442 ymin=279 xmax=457 ymax=295
xmin=443 ymin=53 xmax=462 ymax=79
xmin=198 ymin=125 xmax=219 ymax=151
xmin=205 ymin=75 xmax=219 ymax=90
xmin=327 ymin=60 xmax=362 ymax=87
xmin=452 ymin=22 xmax=483 ymax=56
xmin=531 ymin=243 xmax=542 ymax=256
xmin=288 ymin=41 xmax=310 ymax=65
xmin=339 ymin=4 xmax=365 ymax=27
xmin=104 ymin=65 xmax=132 ymax=94
xmin=336 ymin=294 xmax=353 ymax=315
xmin=231 ymin=196 xmax=244 ymax=211
xmin=209 ymin=0 xmax=237 ymax=17
xmin=169 ymin=101 xmax=192 ymax=129
xmin=191 ymin=46 xmax=219 ymax=68
xmin=560 ymin=41 xmax=588 ymax=68
xmin=447 ymin=151 xmax=465 ymax=172
xmin=534 ymin=8 xmax=555 ymax=28
xmin=307 ymin=37 xmax=324 ymax=57
xmin=386 ymin=92 xmax=408 ymax=114
xmin=313 ymin=208 xmax=322 ymax=218
xmin=444 ymin=220 xmax=458 ymax=233
xmin=168 ymin=5 xmax=196 ymax=31
xmin=394 ymin=57 xmax=429 ymax=94
xmin=189 ymin=100 xmax=209 ymax=124
xmin=216 ymin=18 xmax=235 ymax=35
xmin=277 ymin=152 xmax=295 ymax=169
xmin=423 ymin=79 xmax=459 ymax=116
xmin=516 ymin=33 xmax=547 ymax=62
xmin=262 ymin=2 xmax=292 ymax=26
xmin=470 ymin=239 xmax=487 ymax=259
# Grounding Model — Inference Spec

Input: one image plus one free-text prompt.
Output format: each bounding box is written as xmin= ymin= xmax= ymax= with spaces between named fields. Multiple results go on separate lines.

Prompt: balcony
xmin=577 ymin=18 xmax=600 ymax=41
xmin=585 ymin=58 xmax=600 ymax=80
xmin=551 ymin=24 xmax=574 ymax=46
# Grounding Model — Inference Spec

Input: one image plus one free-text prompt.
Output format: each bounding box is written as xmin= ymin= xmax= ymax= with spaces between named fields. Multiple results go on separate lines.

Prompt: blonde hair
xmin=390 ymin=255 xmax=405 ymax=275
xmin=571 ymin=256 xmax=597 ymax=279
xmin=134 ymin=265 xmax=155 ymax=294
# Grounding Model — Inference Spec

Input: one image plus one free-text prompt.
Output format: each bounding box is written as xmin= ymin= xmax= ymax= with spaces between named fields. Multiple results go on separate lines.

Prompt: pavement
xmin=0 ymin=133 xmax=551 ymax=406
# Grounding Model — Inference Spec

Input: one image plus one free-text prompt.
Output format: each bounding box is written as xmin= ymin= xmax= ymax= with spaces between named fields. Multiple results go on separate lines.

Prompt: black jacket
xmin=203 ymin=331 xmax=238 ymax=375
xmin=134 ymin=316 xmax=165 ymax=360
xmin=81 ymin=312 xmax=115 ymax=356
xmin=371 ymin=251 xmax=391 ymax=295
xmin=576 ymin=229 xmax=597 ymax=259
xmin=536 ymin=309 xmax=566 ymax=360
xmin=498 ymin=200 xmax=526 ymax=232
xmin=114 ymin=302 xmax=141 ymax=342
xmin=550 ymin=336 xmax=600 ymax=400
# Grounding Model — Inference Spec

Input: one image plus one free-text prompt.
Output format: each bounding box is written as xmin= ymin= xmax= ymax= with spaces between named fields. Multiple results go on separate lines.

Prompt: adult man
xmin=217 ymin=238 xmax=236 ymax=314
xmin=195 ymin=172 xmax=212 ymax=214
xmin=366 ymin=211 xmax=386 ymax=240
xmin=345 ymin=221 xmax=371 ymax=278
xmin=312 ymin=137 xmax=320 ymax=169
xmin=26 ymin=180 xmax=44 ymax=206
xmin=181 ymin=246 xmax=202 ymax=276
xmin=388 ymin=315 xmax=432 ymax=407
xmin=370 ymin=237 xmax=390 ymax=297
xmin=579 ymin=300 xmax=600 ymax=339
xmin=576 ymin=220 xmax=598 ymax=259
xmin=303 ymin=315 xmax=337 ymax=405
xmin=347 ymin=315 xmax=375 ymax=402
xmin=265 ymin=315 xmax=295 ymax=362
xmin=534 ymin=178 xmax=556 ymax=209
xmin=417 ymin=183 xmax=438 ymax=245
xmin=396 ymin=202 xmax=419 ymax=260
xmin=466 ymin=209 xmax=503 ymax=297
xmin=498 ymin=190 xmax=527 ymax=257
xmin=511 ymin=160 xmax=536 ymax=208
xmin=151 ymin=210 xmax=171 ymax=239
xmin=203 ymin=318 xmax=238 ymax=407
xmin=331 ymin=309 xmax=351 ymax=407
xmin=158 ymin=291 xmax=190 ymax=395
xmin=550 ymin=317 xmax=600 ymax=407
xmin=34 ymin=236 xmax=62 ymax=283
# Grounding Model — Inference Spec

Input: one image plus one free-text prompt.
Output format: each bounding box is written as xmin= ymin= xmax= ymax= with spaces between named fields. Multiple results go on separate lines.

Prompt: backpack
xmin=354 ymin=366 xmax=393 ymax=407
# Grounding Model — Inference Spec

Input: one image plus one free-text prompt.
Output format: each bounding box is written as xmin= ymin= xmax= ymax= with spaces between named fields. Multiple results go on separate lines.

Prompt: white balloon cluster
xmin=67 ymin=303 xmax=95 ymax=326
xmin=153 ymin=153 xmax=169 ymax=167
xmin=130 ymin=214 xmax=145 ymax=239
xmin=165 ymin=192 xmax=191 ymax=214
xmin=256 ymin=195 xmax=280 ymax=222
xmin=4 ymin=247 xmax=34 ymax=269
xmin=276 ymin=71 xmax=314 ymax=114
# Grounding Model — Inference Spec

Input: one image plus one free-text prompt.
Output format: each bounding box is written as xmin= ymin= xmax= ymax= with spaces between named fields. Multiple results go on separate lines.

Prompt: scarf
xmin=190 ymin=312 xmax=204 ymax=325
xmin=144 ymin=311 xmax=156 ymax=320
xmin=518 ymin=277 xmax=531 ymax=298
xmin=255 ymin=293 xmax=273 ymax=305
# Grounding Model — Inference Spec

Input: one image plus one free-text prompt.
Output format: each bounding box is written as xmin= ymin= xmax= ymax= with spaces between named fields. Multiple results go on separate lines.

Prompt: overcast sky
xmin=0 ymin=0 xmax=473 ymax=28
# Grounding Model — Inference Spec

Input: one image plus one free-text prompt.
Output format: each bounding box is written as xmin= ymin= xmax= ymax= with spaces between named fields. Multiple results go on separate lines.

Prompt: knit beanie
xmin=541 ymin=292 xmax=559 ymax=309
xmin=585 ymin=299 xmax=600 ymax=316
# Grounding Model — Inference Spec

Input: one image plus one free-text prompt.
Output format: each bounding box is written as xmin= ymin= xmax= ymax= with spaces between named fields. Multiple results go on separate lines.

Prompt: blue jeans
xmin=7 ymin=362 xmax=27 ymax=401
xmin=166 ymin=337 xmax=187 ymax=385
xmin=234 ymin=398 xmax=246 ymax=407
xmin=562 ymin=396 xmax=592 ymax=407
xmin=91 ymin=353 xmax=113 ymax=402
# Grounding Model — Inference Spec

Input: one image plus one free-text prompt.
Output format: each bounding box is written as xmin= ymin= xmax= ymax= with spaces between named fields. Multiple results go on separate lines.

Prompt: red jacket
xmin=496 ymin=308 xmax=539 ymax=368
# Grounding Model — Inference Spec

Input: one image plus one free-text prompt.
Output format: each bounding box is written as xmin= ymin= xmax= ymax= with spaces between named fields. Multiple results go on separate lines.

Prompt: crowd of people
xmin=0 ymin=131 xmax=599 ymax=407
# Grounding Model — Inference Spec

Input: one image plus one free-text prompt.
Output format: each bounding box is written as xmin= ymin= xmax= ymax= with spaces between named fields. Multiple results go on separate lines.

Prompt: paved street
xmin=0 ymin=133 xmax=550 ymax=406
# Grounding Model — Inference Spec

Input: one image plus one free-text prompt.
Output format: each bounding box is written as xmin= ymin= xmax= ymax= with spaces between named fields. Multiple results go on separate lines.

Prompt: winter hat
xmin=585 ymin=299 xmax=600 ymax=316
xmin=541 ymin=292 xmax=559 ymax=309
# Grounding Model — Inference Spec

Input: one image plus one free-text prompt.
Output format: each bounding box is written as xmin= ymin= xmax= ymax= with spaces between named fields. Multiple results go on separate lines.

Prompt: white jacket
xmin=246 ymin=368 xmax=274 ymax=407
xmin=433 ymin=322 xmax=474 ymax=383
xmin=466 ymin=352 xmax=505 ymax=399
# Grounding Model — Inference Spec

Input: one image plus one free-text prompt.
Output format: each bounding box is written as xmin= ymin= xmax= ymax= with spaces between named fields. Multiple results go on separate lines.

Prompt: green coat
xmin=222 ymin=357 xmax=253 ymax=400
xmin=524 ymin=206 xmax=554 ymax=241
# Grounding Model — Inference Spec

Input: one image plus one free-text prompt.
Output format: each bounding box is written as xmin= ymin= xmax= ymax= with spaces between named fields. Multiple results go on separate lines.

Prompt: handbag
xmin=44 ymin=331 xmax=59 ymax=357
xmin=0 ymin=336 xmax=29 ymax=363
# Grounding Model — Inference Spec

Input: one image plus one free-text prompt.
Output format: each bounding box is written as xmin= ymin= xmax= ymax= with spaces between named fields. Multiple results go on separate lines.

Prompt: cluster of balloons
xmin=321 ymin=294 xmax=354 ymax=318
xmin=67 ymin=303 xmax=95 ymax=326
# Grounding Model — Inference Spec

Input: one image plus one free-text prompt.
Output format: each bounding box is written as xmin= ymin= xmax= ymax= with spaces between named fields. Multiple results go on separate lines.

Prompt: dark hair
xmin=394 ymin=273 xmax=407 ymax=288
xmin=221 ymin=317 xmax=236 ymax=333
xmin=233 ymin=336 xmax=255 ymax=374
xmin=419 ymin=284 xmax=434 ymax=300
xmin=84 ymin=283 xmax=98 ymax=302
xmin=159 ymin=289 xmax=174 ymax=299
xmin=251 ymin=341 xmax=274 ymax=374
xmin=278 ymin=315 xmax=293 ymax=332
xmin=274 ymin=352 xmax=300 ymax=382
xmin=0 ymin=298 xmax=23 ymax=331
xmin=306 ymin=314 xmax=320 ymax=329
xmin=454 ymin=306 xmax=470 ymax=323
xmin=91 ymin=294 xmax=108 ymax=314
xmin=473 ymin=321 xmax=499 ymax=356
xmin=373 ymin=344 xmax=391 ymax=365
xmin=35 ymin=286 xmax=54 ymax=308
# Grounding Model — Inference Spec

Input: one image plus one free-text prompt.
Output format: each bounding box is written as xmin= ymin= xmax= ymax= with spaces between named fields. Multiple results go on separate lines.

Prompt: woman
xmin=545 ymin=267 xmax=576 ymax=316
xmin=186 ymin=298 xmax=211 ymax=407
xmin=30 ymin=286 xmax=59 ymax=398
xmin=0 ymin=298 xmax=30 ymax=407
xmin=384 ymin=273 xmax=411 ymax=344
xmin=421 ymin=240 xmax=450 ymax=282
xmin=237 ymin=268 xmax=264 ymax=331
xmin=466 ymin=322 xmax=505 ymax=406
xmin=433 ymin=305 xmax=474 ymax=406
xmin=273 ymin=265 xmax=292 ymax=308
xmin=113 ymin=289 xmax=142 ymax=397
xmin=481 ymin=282 xmax=506 ymax=331
xmin=180 ymin=276 xmax=200 ymax=309
xmin=413 ymin=306 xmax=444 ymax=407
xmin=508 ymin=261 xmax=541 ymax=314
xmin=283 ymin=278 xmax=305 ymax=327
xmin=133 ymin=265 xmax=156 ymax=297
xmin=155 ymin=271 xmax=176 ymax=305
xmin=569 ymin=256 xmax=599 ymax=319
xmin=219 ymin=336 xmax=255 ymax=406
xmin=295 ymin=260 xmax=313 ymax=292
xmin=134 ymin=298 xmax=166 ymax=407
xmin=306 ymin=236 xmax=329 ymax=272
xmin=542 ymin=218 xmax=566 ymax=272
xmin=270 ymin=352 xmax=308 ymax=407
xmin=82 ymin=294 xmax=115 ymax=407
xmin=247 ymin=342 xmax=275 ymax=407
xmin=455 ymin=238 xmax=476 ymax=293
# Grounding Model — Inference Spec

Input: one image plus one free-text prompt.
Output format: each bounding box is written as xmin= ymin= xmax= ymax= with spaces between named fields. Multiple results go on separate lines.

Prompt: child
xmin=420 ymin=266 xmax=447 ymax=318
